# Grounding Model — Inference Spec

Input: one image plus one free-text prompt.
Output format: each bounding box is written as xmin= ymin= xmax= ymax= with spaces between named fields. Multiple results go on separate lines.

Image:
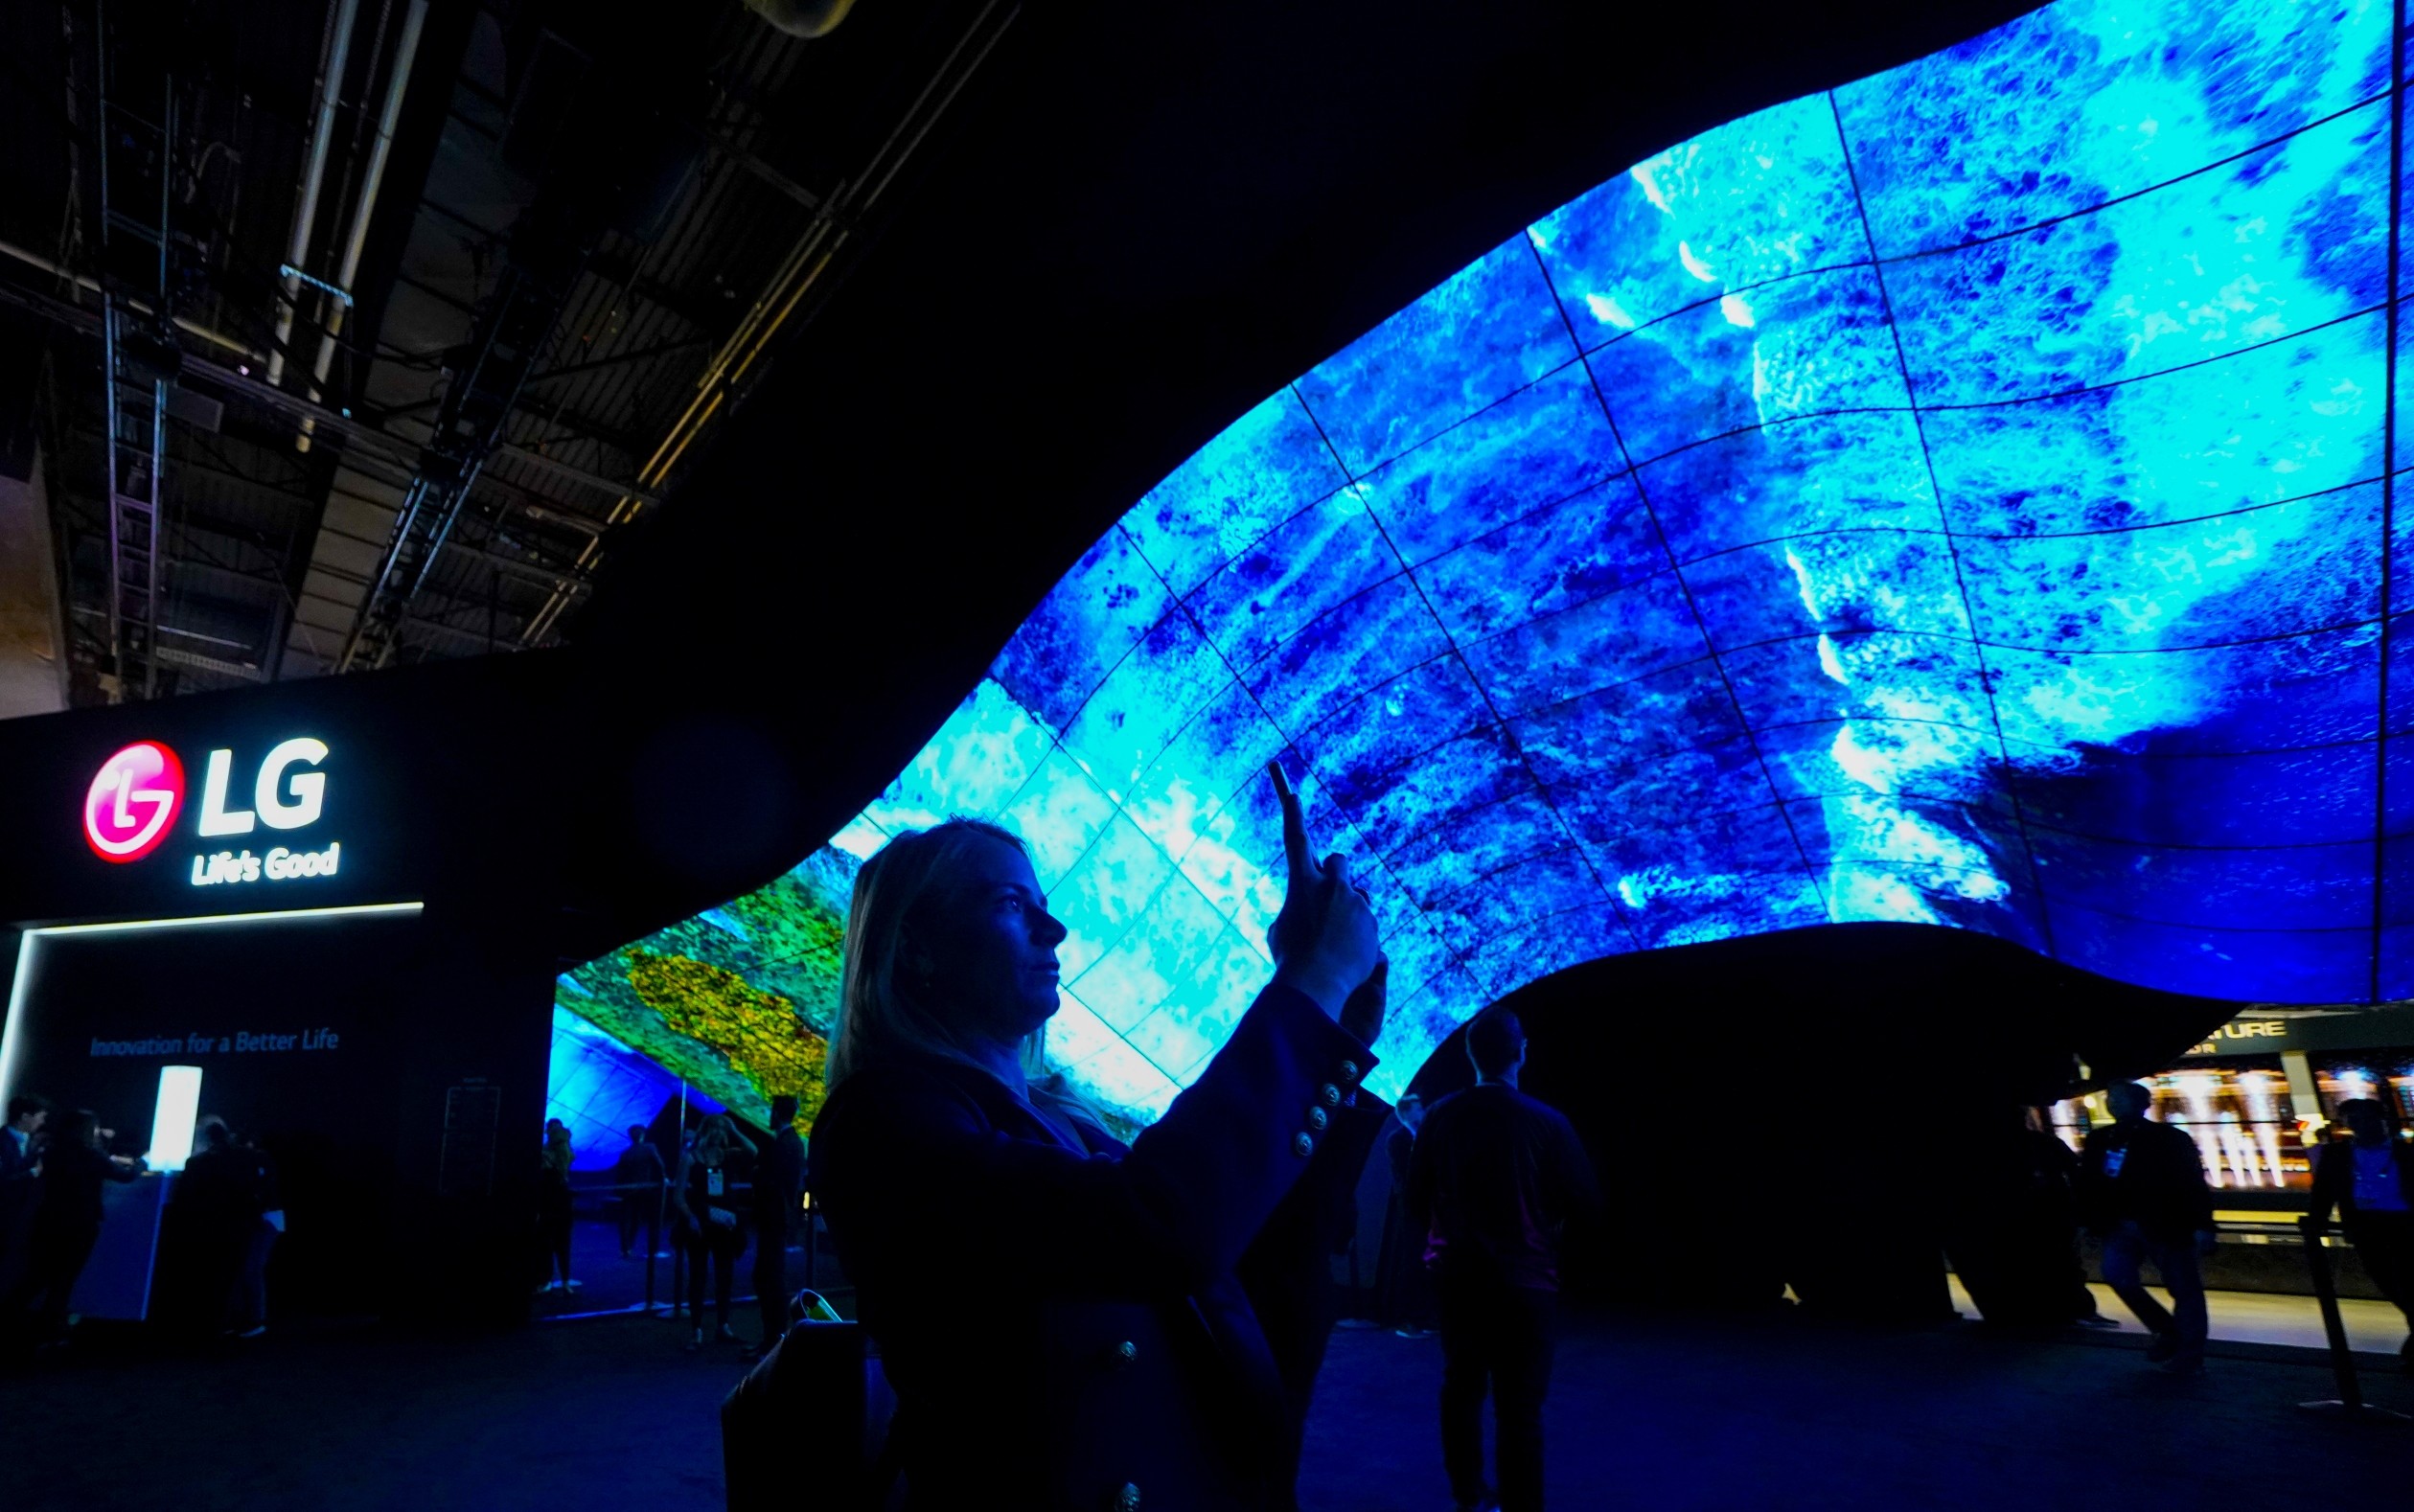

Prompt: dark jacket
xmin=811 ymin=982 xmax=1375 ymax=1512
xmin=1234 ymin=1085 xmax=1389 ymax=1500
xmin=34 ymin=1143 xmax=141 ymax=1238
xmin=2310 ymin=1134 xmax=2414 ymax=1238
xmin=1407 ymin=1084 xmax=1601 ymax=1292
xmin=0 ymin=1128 xmax=41 ymax=1288
xmin=2077 ymin=1119 xmax=2215 ymax=1242
xmin=174 ymin=1144 xmax=271 ymax=1226
xmin=0 ymin=1126 xmax=36 ymax=1182
xmin=747 ymin=1124 xmax=806 ymax=1234
xmin=613 ymin=1139 xmax=667 ymax=1189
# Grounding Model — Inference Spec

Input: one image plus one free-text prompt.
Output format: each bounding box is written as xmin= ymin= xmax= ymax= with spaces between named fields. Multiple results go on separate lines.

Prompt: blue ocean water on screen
xmin=805 ymin=0 xmax=2407 ymax=1115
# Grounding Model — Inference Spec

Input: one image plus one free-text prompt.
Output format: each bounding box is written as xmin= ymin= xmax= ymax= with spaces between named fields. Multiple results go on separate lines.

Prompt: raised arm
xmin=819 ymin=761 xmax=1383 ymax=1297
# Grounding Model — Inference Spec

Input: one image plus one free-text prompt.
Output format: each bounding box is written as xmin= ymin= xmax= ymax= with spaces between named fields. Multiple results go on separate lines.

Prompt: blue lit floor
xmin=6 ymin=1297 xmax=2408 ymax=1510
xmin=524 ymin=1210 xmax=841 ymax=1327
xmin=1937 ymin=1273 xmax=2406 ymax=1356
xmin=1297 ymin=1310 xmax=2410 ymax=1510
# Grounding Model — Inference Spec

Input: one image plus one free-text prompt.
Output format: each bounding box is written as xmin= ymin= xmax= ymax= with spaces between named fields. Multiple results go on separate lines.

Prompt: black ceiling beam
xmin=582 ymin=244 xmax=731 ymax=333
xmin=511 ymin=398 xmax=650 ymax=462
xmin=520 ymin=332 xmax=713 ymax=390
xmin=55 ymin=420 xmax=316 ymax=511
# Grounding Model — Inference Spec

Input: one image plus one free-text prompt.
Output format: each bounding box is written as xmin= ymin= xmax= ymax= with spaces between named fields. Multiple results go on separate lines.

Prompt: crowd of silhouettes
xmin=528 ymin=1106 xmax=813 ymax=1351
xmin=1 ymin=1092 xmax=297 ymax=1348
xmin=1 ymin=1094 xmax=145 ymax=1346
xmin=1333 ymin=1056 xmax=2414 ymax=1506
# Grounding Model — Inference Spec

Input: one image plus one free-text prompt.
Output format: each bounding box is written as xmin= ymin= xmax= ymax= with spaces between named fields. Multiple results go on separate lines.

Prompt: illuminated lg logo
xmin=195 ymin=738 xmax=331 ymax=836
xmin=82 ymin=737 xmax=339 ymax=886
xmin=83 ymin=741 xmax=187 ymax=862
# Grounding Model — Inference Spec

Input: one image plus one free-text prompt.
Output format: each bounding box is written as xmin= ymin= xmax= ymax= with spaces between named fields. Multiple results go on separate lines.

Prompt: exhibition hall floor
xmin=6 ymin=1303 xmax=2408 ymax=1511
xmin=1943 ymin=1274 xmax=2410 ymax=1355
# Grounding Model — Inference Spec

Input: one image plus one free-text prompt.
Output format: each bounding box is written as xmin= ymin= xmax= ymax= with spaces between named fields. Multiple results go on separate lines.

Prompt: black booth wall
xmin=0 ymin=656 xmax=567 ymax=1324
xmin=1400 ymin=923 xmax=2228 ymax=1322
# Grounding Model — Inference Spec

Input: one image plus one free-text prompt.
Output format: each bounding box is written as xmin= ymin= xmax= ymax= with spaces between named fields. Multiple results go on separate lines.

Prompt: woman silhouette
xmin=812 ymin=765 xmax=1390 ymax=1509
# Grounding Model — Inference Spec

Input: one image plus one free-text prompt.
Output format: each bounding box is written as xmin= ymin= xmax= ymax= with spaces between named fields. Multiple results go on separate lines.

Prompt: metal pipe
xmin=144 ymin=371 xmax=165 ymax=699
xmin=0 ymin=267 xmax=638 ymax=542
xmin=101 ymin=296 xmax=125 ymax=691
xmin=267 ymin=0 xmax=361 ymax=390
xmin=147 ymin=85 xmax=174 ymax=699
xmin=299 ymin=0 xmax=427 ymax=452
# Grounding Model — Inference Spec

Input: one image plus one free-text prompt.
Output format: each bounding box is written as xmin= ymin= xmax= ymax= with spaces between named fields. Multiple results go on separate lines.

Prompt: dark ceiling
xmin=0 ymin=0 xmax=1007 ymax=699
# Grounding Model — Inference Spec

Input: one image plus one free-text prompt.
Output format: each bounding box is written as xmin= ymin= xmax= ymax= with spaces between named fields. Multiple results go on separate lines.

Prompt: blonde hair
xmin=829 ymin=819 xmax=1111 ymax=1134
xmin=693 ymin=1113 xmax=741 ymax=1163
xmin=829 ymin=818 xmax=1033 ymax=1089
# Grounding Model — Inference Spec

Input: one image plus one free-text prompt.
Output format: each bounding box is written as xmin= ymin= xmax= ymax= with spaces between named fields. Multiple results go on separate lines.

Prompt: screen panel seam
xmin=1523 ymin=230 xmax=1835 ymax=919
xmin=1830 ymin=87 xmax=2057 ymax=959
xmin=1282 ymin=380 xmax=1651 ymax=954
xmin=2368 ymin=0 xmax=2405 ymax=1000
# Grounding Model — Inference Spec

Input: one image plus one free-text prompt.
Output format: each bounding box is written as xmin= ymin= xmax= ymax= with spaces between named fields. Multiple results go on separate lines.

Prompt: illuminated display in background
xmin=555 ymin=851 xmax=852 ymax=1129
xmin=145 ymin=1065 xmax=202 ymax=1173
xmin=563 ymin=0 xmax=2410 ymax=1125
xmin=544 ymin=1007 xmax=723 ymax=1172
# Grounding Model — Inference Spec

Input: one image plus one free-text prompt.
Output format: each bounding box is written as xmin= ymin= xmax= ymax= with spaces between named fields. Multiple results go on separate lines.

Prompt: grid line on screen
xmin=559 ymin=0 xmax=2414 ymax=1122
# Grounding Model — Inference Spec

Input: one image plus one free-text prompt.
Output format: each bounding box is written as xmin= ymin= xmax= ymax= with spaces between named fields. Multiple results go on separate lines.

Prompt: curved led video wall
xmin=560 ymin=0 xmax=2408 ymax=1126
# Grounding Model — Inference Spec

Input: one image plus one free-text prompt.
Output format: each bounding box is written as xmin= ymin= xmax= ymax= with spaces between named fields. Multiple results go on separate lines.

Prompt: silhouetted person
xmin=171 ymin=1117 xmax=256 ymax=1335
xmin=1409 ymin=1007 xmax=1602 ymax=1512
xmin=2310 ymin=1098 xmax=2414 ymax=1371
xmin=811 ymin=772 xmax=1386 ymax=1510
xmin=230 ymin=1131 xmax=282 ymax=1338
xmin=0 ymin=1094 xmax=48 ymax=1305
xmin=673 ymin=1113 xmax=749 ymax=1348
xmin=8 ymin=1110 xmax=142 ymax=1345
xmin=2019 ymin=1111 xmax=2114 ymax=1329
xmin=1379 ymin=1090 xmax=1438 ymax=1337
xmin=539 ymin=1119 xmax=577 ymax=1294
xmin=747 ymin=1094 xmax=807 ymax=1356
xmin=1950 ymin=1107 xmax=2113 ymax=1330
xmin=614 ymin=1124 xmax=666 ymax=1258
xmin=2079 ymin=1082 xmax=2215 ymax=1374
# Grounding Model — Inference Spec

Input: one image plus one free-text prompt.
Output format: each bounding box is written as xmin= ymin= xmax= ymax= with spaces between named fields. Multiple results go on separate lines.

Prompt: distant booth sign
xmin=0 ymin=661 xmax=566 ymax=1325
